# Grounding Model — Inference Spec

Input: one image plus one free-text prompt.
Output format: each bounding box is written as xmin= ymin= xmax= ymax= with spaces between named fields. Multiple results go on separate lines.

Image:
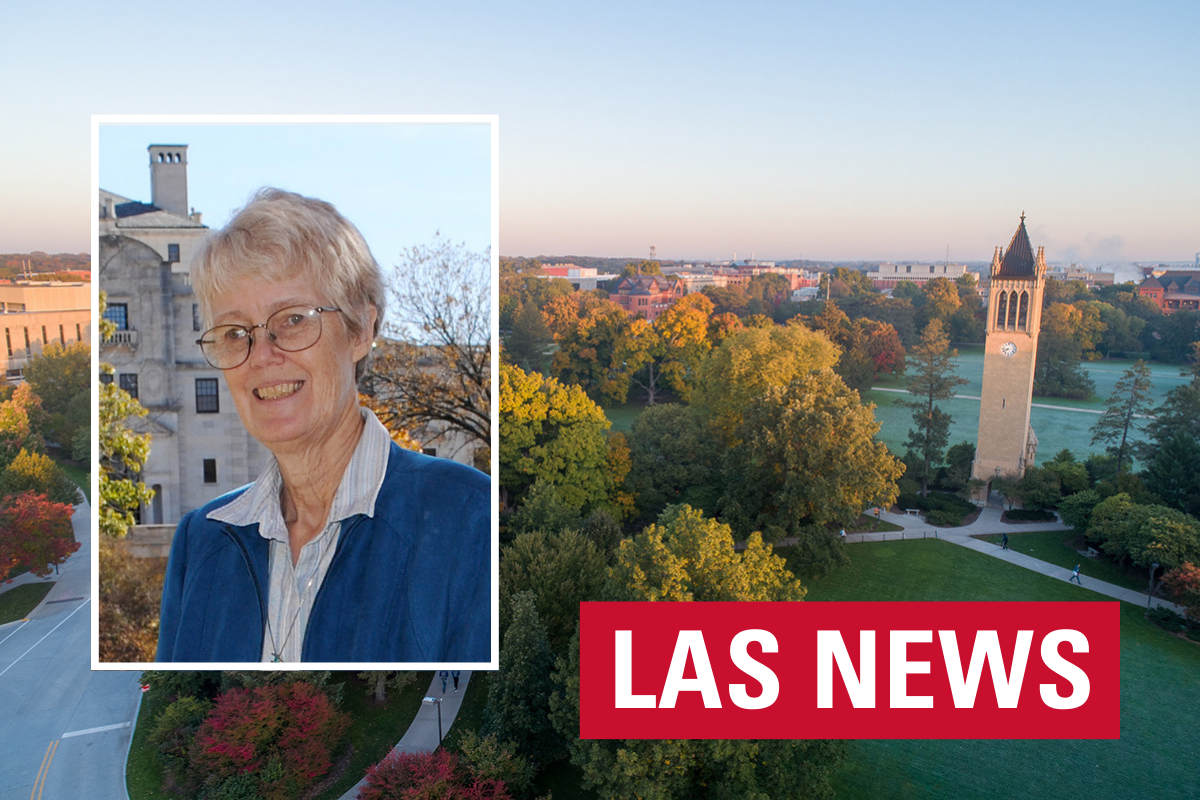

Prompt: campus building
xmin=973 ymin=215 xmax=1046 ymax=494
xmin=100 ymin=145 xmax=273 ymax=528
xmin=1138 ymin=270 xmax=1200 ymax=314
xmin=610 ymin=273 xmax=684 ymax=321
xmin=0 ymin=282 xmax=91 ymax=383
xmin=868 ymin=262 xmax=973 ymax=290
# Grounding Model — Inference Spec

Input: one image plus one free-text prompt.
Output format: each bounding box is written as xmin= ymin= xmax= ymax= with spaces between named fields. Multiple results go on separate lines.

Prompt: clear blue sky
xmin=98 ymin=121 xmax=493 ymax=268
xmin=3 ymin=1 xmax=1197 ymax=264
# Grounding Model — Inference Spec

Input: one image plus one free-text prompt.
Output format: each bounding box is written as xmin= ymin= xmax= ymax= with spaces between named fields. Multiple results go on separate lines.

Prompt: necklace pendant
xmin=272 ymin=653 xmax=281 ymax=663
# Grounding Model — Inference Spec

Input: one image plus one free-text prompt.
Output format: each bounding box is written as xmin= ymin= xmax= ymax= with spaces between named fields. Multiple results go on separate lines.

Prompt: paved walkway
xmin=336 ymin=670 xmax=472 ymax=800
xmin=845 ymin=506 xmax=1186 ymax=613
xmin=0 ymin=499 xmax=93 ymax=620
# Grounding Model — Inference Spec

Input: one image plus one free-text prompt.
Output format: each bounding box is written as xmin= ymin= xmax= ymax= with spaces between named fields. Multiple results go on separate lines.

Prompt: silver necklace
xmin=266 ymin=527 xmax=331 ymax=663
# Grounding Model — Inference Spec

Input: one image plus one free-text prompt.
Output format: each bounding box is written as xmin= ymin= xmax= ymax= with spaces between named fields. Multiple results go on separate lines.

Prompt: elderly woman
xmin=156 ymin=188 xmax=490 ymax=663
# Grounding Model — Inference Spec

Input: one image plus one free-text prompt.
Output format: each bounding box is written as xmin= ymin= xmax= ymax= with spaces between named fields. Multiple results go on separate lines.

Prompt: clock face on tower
xmin=1000 ymin=341 xmax=1017 ymax=357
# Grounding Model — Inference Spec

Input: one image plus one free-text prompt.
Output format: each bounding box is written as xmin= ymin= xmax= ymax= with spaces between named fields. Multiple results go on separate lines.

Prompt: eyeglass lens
xmin=199 ymin=306 xmax=325 ymax=369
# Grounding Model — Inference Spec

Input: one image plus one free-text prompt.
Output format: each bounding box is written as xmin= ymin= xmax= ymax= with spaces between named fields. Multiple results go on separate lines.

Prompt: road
xmin=0 ymin=502 xmax=141 ymax=800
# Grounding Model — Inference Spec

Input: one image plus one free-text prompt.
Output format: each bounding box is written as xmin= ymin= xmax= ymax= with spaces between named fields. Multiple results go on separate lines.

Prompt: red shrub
xmin=358 ymin=749 xmax=510 ymax=800
xmin=192 ymin=681 xmax=349 ymax=800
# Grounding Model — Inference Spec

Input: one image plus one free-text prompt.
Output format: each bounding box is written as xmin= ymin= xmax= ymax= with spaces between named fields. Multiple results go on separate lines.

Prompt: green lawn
xmin=601 ymin=401 xmax=649 ymax=433
xmin=972 ymin=529 xmax=1150 ymax=593
xmin=868 ymin=348 xmax=1190 ymax=468
xmin=55 ymin=458 xmax=90 ymax=504
xmin=0 ymin=581 xmax=54 ymax=624
xmin=127 ymin=673 xmax=433 ymax=800
xmin=782 ymin=539 xmax=1200 ymax=800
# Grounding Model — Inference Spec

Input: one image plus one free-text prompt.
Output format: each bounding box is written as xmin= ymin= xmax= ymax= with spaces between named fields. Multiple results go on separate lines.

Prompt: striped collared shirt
xmin=207 ymin=406 xmax=392 ymax=662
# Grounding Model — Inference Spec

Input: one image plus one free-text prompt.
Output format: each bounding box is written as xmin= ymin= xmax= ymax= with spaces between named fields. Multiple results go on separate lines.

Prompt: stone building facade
xmin=100 ymin=144 xmax=272 ymax=526
xmin=973 ymin=215 xmax=1046 ymax=491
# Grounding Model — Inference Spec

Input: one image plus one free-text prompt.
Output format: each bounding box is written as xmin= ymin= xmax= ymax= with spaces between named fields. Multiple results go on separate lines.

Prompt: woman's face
xmin=208 ymin=273 xmax=374 ymax=454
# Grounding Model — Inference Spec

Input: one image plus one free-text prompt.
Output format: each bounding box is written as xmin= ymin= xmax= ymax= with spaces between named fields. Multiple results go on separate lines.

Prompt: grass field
xmin=601 ymin=401 xmax=647 ymax=433
xmin=781 ymin=539 xmax=1200 ymax=800
xmin=868 ymin=347 xmax=1191 ymax=467
xmin=972 ymin=530 xmax=1150 ymax=594
xmin=55 ymin=458 xmax=90 ymax=504
xmin=0 ymin=581 xmax=54 ymax=624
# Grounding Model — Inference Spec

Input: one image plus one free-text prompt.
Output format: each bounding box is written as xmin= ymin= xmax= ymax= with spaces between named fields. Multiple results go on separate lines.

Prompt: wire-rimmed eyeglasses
xmin=196 ymin=305 xmax=343 ymax=370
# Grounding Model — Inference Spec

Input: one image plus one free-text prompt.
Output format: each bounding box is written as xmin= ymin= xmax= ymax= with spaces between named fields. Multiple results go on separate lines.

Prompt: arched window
xmin=1018 ymin=291 xmax=1029 ymax=330
xmin=1006 ymin=290 xmax=1019 ymax=329
xmin=995 ymin=291 xmax=1008 ymax=329
xmin=157 ymin=153 xmax=164 ymax=163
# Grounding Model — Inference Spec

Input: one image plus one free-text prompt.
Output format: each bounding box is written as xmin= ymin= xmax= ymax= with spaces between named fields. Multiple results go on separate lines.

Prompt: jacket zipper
xmin=220 ymin=525 xmax=268 ymax=659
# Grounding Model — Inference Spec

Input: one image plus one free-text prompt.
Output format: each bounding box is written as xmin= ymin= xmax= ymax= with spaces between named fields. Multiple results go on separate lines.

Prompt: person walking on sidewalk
xmin=1070 ymin=564 xmax=1082 ymax=584
xmin=1002 ymin=533 xmax=1008 ymax=551
xmin=440 ymin=670 xmax=449 ymax=693
xmin=451 ymin=670 xmax=460 ymax=692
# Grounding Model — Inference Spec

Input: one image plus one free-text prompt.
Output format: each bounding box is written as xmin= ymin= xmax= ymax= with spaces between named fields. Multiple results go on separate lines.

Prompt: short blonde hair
xmin=191 ymin=188 xmax=385 ymax=380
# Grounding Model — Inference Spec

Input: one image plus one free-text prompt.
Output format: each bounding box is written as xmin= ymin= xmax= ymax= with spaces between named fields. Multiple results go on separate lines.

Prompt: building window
xmin=41 ymin=326 xmax=47 ymax=346
xmin=905 ymin=265 xmax=912 ymax=273
xmin=59 ymin=324 xmax=65 ymax=344
xmin=930 ymin=266 xmax=935 ymax=273
xmin=119 ymin=373 xmax=138 ymax=399
xmin=103 ymin=303 xmax=128 ymax=330
xmin=995 ymin=291 xmax=1008 ymax=329
xmin=23 ymin=328 xmax=29 ymax=351
xmin=100 ymin=372 xmax=113 ymax=385
xmin=203 ymin=459 xmax=217 ymax=484
xmin=192 ymin=304 xmax=202 ymax=332
xmin=196 ymin=378 xmax=219 ymax=413
xmin=422 ymin=447 xmax=437 ymax=457
xmin=168 ymin=243 xmax=180 ymax=263
xmin=76 ymin=323 xmax=81 ymax=341
xmin=3 ymin=329 xmax=9 ymax=357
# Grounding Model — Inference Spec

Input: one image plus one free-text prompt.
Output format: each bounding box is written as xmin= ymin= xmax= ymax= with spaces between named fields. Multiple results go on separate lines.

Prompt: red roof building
xmin=1139 ymin=271 xmax=1200 ymax=314
xmin=610 ymin=274 xmax=683 ymax=321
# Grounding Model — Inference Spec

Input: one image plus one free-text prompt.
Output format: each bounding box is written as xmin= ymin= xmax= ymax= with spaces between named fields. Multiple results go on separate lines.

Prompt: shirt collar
xmin=207 ymin=406 xmax=393 ymax=541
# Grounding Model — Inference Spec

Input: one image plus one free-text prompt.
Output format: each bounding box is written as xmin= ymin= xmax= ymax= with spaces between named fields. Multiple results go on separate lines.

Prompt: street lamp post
xmin=423 ymin=696 xmax=443 ymax=747
xmin=1147 ymin=562 xmax=1160 ymax=610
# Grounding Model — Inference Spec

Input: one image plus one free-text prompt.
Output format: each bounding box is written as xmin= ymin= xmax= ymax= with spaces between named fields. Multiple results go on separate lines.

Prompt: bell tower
xmin=973 ymin=214 xmax=1046 ymax=490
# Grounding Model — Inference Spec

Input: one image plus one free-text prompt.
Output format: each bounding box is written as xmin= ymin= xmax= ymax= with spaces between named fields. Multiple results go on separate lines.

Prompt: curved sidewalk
xmin=847 ymin=506 xmax=1186 ymax=614
xmin=337 ymin=670 xmax=472 ymax=800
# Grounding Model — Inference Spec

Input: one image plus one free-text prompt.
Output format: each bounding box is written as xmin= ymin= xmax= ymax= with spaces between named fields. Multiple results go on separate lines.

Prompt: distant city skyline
xmin=2 ymin=2 xmax=1196 ymax=264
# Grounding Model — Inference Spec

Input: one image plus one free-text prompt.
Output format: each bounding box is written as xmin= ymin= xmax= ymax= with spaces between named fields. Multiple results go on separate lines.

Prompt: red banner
xmin=579 ymin=601 xmax=1120 ymax=739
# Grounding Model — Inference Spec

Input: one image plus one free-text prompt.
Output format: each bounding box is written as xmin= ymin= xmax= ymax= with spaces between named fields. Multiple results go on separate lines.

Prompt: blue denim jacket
xmin=156 ymin=444 xmax=491 ymax=663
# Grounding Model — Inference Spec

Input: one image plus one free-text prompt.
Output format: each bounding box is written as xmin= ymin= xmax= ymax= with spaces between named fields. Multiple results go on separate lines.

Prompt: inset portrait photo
xmin=92 ymin=116 xmax=498 ymax=670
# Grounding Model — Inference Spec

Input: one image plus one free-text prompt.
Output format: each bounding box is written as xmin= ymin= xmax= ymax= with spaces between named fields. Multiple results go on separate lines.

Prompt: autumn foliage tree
xmin=1163 ymin=562 xmax=1200 ymax=623
xmin=367 ymin=237 xmax=491 ymax=458
xmin=723 ymin=369 xmax=904 ymax=547
xmin=0 ymin=448 xmax=81 ymax=505
xmin=691 ymin=321 xmax=840 ymax=445
xmin=0 ymin=491 xmax=77 ymax=580
xmin=550 ymin=505 xmax=846 ymax=800
xmin=22 ymin=340 xmax=90 ymax=448
xmin=543 ymin=291 xmax=652 ymax=404
xmin=189 ymin=682 xmax=350 ymax=800
xmin=499 ymin=363 xmax=613 ymax=512
xmin=359 ymin=749 xmax=511 ymax=800
xmin=98 ymin=536 xmax=164 ymax=661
